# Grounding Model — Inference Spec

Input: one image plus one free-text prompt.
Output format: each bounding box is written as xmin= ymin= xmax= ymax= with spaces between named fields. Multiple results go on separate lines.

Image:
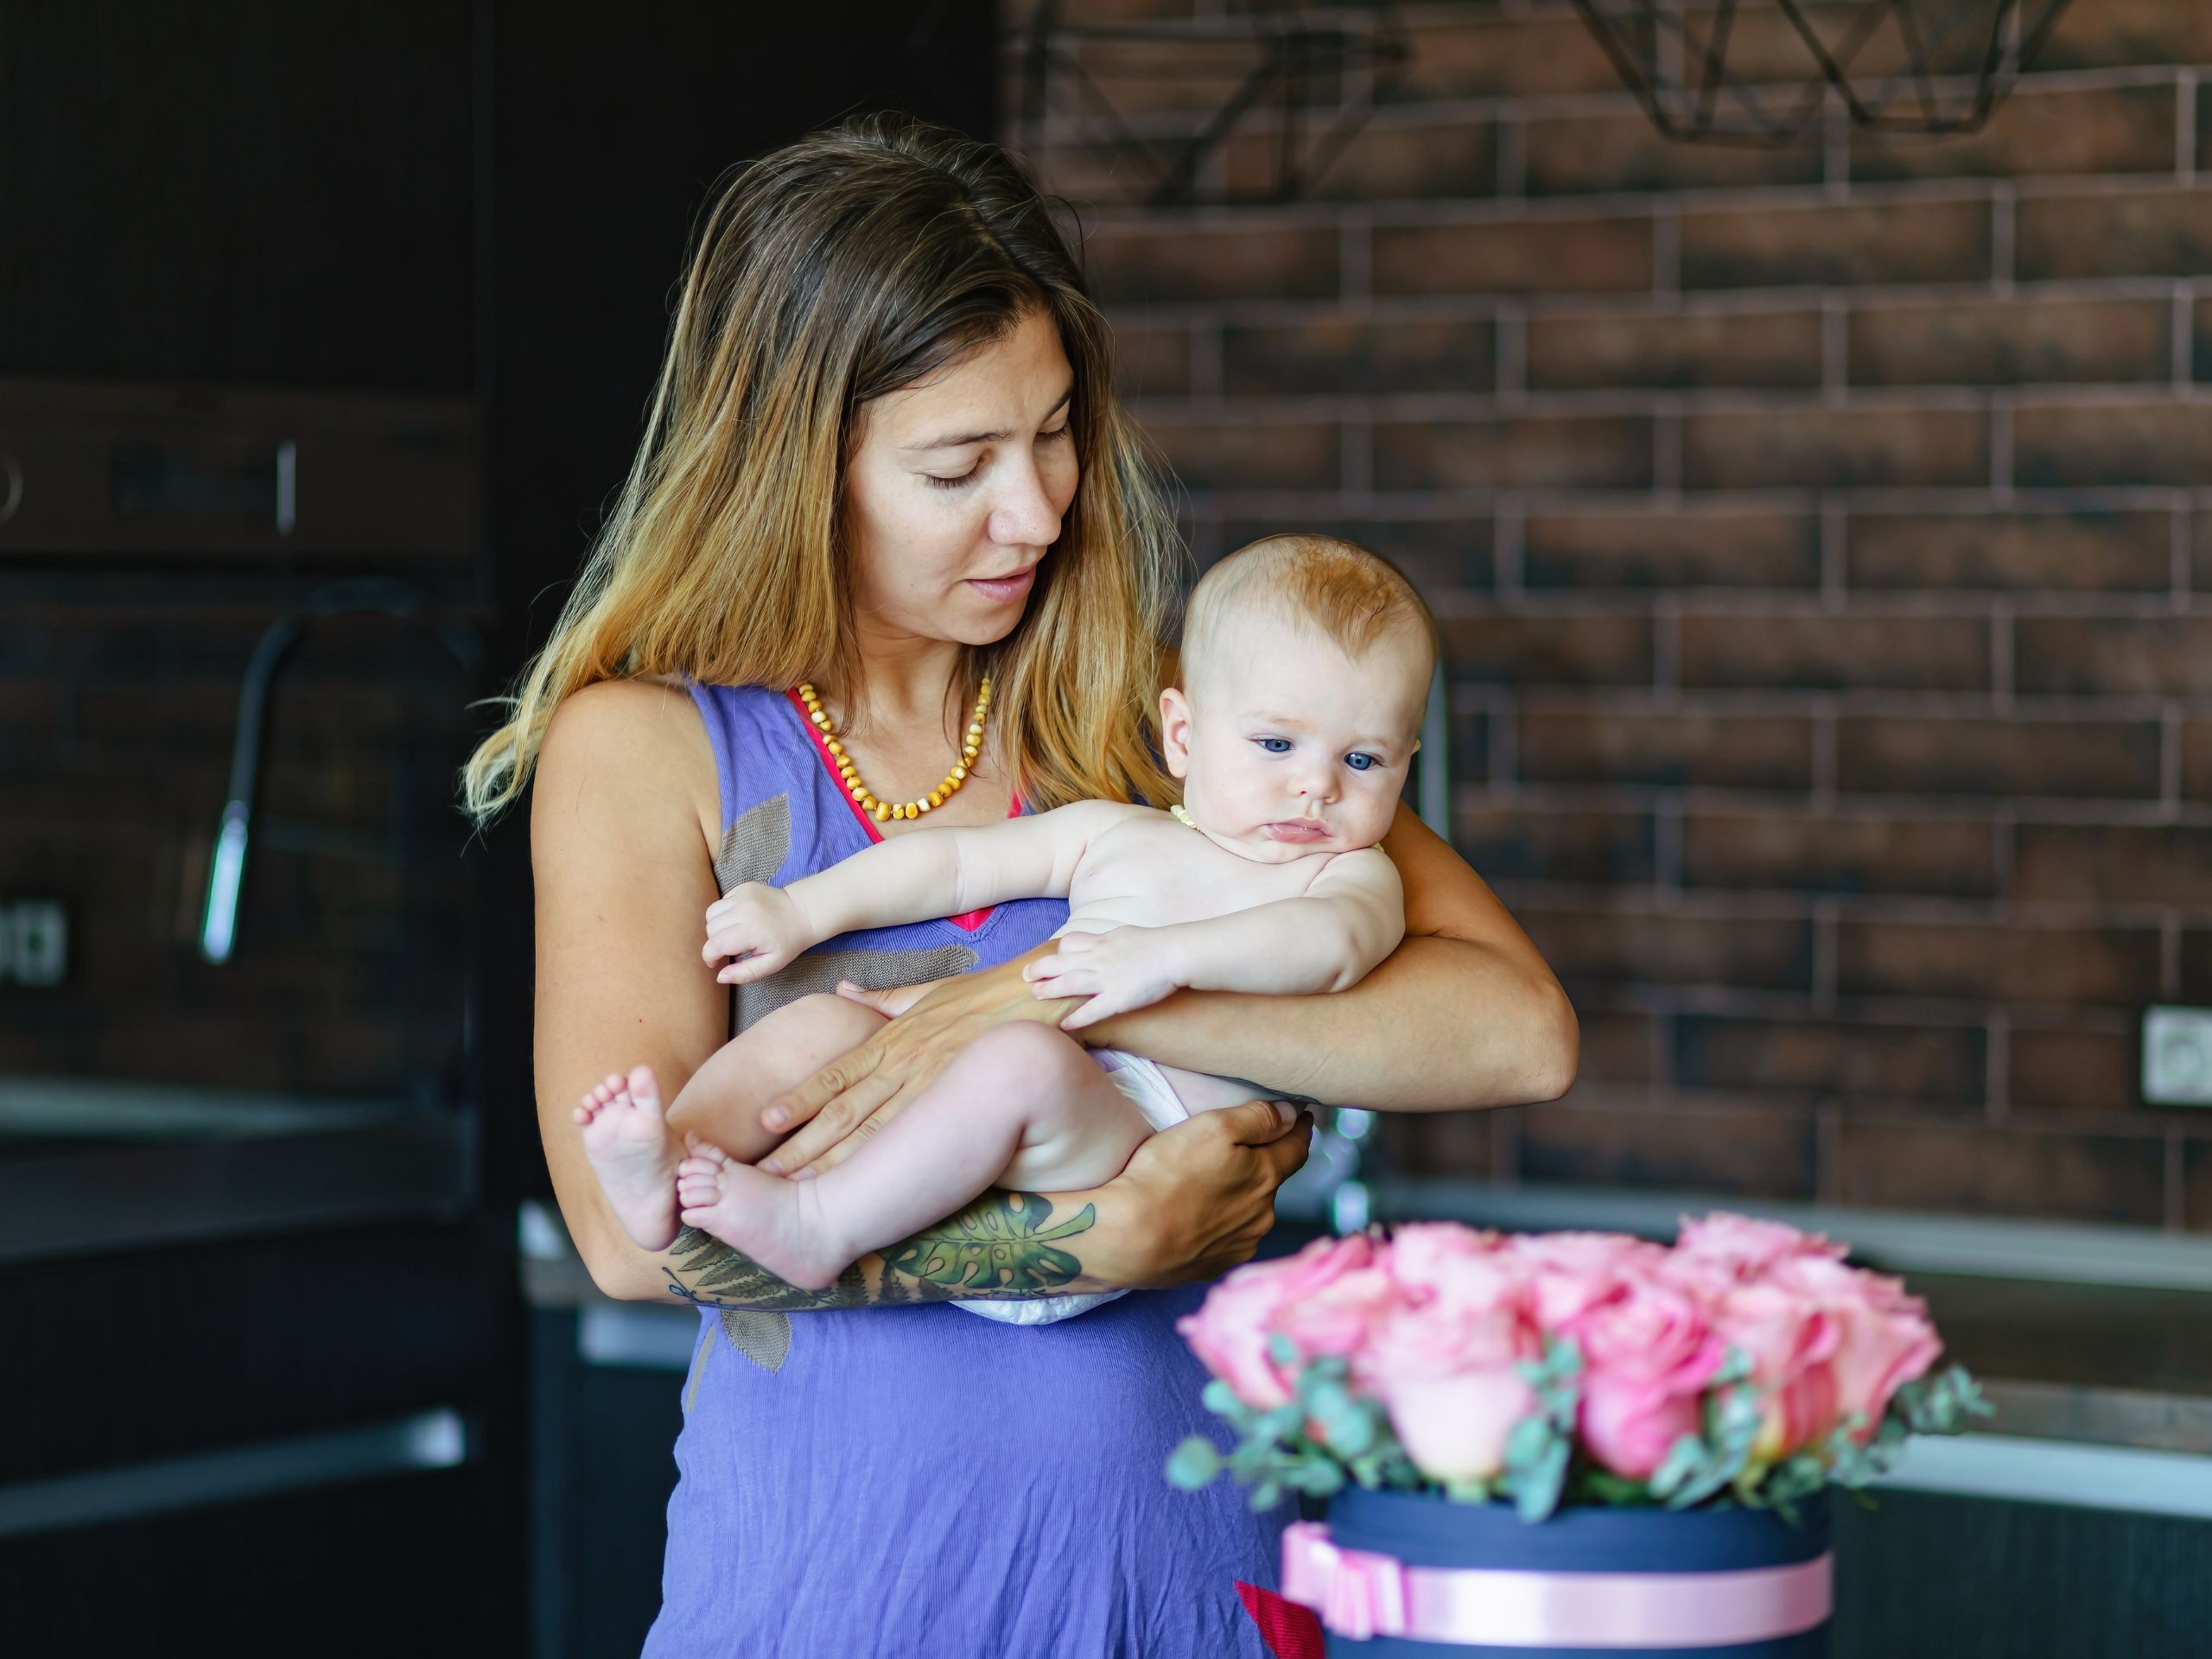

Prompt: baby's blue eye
xmin=1346 ymin=753 xmax=1377 ymax=772
xmin=1255 ymin=737 xmax=1293 ymax=754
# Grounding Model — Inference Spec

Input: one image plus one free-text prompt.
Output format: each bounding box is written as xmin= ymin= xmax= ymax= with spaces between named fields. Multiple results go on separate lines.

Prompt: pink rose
xmin=1386 ymin=1222 xmax=1506 ymax=1289
xmin=1508 ymin=1230 xmax=1670 ymax=1327
xmin=1363 ymin=1254 xmax=1541 ymax=1483
xmin=1273 ymin=1262 xmax=1408 ymax=1364
xmin=1385 ymin=1224 xmax=1518 ymax=1319
xmin=1379 ymin=1370 xmax=1539 ymax=1485
xmin=1765 ymin=1257 xmax=1940 ymax=1443
xmin=1177 ymin=1233 xmax=1376 ymax=1409
xmin=1708 ymin=1283 xmax=1841 ymax=1462
xmin=1567 ymin=1271 xmax=1726 ymax=1480
xmin=1676 ymin=1213 xmax=1844 ymax=1281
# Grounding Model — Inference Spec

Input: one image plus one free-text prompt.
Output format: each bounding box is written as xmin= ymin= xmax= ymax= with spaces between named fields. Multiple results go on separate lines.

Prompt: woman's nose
xmin=987 ymin=460 xmax=1062 ymax=548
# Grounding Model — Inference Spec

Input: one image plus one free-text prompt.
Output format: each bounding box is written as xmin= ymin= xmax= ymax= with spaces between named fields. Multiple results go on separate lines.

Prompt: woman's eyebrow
xmin=899 ymin=384 xmax=1074 ymax=451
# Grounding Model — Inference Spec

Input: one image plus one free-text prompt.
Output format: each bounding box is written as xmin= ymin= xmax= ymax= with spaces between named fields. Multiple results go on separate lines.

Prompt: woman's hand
xmin=758 ymin=949 xmax=1071 ymax=1178
xmin=1084 ymin=1097 xmax=1315 ymax=1287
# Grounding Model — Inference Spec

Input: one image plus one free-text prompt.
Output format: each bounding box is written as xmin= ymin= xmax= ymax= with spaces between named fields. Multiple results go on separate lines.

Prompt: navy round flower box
xmin=1286 ymin=1487 xmax=1832 ymax=1656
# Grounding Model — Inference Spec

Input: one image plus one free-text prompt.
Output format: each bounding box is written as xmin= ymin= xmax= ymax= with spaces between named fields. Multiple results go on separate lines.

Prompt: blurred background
xmin=3 ymin=1 xmax=2208 ymax=1654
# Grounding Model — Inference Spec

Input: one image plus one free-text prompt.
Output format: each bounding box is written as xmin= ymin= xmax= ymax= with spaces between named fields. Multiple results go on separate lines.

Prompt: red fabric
xmin=782 ymin=686 xmax=1019 ymax=932
xmin=1238 ymin=1580 xmax=1326 ymax=1659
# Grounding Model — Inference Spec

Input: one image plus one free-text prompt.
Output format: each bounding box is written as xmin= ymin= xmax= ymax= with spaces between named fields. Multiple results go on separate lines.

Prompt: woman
xmin=467 ymin=115 xmax=1575 ymax=1657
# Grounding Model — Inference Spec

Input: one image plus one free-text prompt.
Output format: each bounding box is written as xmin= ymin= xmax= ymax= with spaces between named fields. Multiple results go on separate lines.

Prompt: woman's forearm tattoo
xmin=660 ymin=1189 xmax=1098 ymax=1310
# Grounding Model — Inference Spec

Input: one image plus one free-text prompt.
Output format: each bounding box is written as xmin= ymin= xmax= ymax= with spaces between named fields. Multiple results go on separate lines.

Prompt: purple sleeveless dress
xmin=640 ymin=682 xmax=1285 ymax=1659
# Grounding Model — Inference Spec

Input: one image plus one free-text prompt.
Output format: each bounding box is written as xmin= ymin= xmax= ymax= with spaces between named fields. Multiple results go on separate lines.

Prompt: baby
xmin=576 ymin=533 xmax=1436 ymax=1320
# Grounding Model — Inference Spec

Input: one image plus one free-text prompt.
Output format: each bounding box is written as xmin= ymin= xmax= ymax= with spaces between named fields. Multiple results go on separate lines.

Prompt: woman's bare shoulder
xmin=534 ymin=678 xmax=719 ymax=852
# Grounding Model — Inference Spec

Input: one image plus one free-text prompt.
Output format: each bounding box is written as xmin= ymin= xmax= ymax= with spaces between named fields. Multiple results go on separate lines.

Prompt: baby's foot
xmin=677 ymin=1140 xmax=844 ymax=1291
xmin=576 ymin=1065 xmax=682 ymax=1251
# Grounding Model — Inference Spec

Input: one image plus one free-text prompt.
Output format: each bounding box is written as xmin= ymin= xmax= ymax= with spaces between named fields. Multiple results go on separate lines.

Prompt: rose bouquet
xmin=1171 ymin=1216 xmax=1989 ymax=1655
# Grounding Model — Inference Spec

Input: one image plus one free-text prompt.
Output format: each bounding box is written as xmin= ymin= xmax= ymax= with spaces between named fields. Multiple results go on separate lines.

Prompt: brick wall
xmin=1010 ymin=0 xmax=2212 ymax=1231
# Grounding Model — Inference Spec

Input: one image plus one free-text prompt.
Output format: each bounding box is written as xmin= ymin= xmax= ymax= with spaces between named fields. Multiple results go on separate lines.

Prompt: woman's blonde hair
xmin=461 ymin=113 xmax=1181 ymax=823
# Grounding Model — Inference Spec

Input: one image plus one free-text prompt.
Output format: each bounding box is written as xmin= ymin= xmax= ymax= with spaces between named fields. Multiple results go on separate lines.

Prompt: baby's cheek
xmin=1345 ymin=790 xmax=1402 ymax=843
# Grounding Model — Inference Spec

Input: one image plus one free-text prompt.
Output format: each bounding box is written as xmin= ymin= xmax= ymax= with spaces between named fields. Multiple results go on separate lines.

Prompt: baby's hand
xmin=1023 ymin=926 xmax=1184 ymax=1031
xmin=702 ymin=884 xmax=810 ymax=985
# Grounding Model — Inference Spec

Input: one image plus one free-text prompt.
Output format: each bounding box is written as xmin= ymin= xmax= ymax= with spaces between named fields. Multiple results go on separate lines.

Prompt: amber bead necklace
xmin=797 ymin=677 xmax=990 ymax=823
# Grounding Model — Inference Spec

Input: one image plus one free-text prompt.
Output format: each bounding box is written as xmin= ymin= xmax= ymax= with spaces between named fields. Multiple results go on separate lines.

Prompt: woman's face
xmin=843 ymin=308 xmax=1079 ymax=654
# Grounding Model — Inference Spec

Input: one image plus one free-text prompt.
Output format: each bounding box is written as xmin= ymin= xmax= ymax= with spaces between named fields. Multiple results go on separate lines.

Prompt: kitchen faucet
xmin=200 ymin=577 xmax=482 ymax=965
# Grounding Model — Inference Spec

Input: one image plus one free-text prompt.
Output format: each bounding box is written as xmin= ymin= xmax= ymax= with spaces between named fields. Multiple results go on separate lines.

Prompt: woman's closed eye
xmin=925 ymin=426 xmax=1071 ymax=491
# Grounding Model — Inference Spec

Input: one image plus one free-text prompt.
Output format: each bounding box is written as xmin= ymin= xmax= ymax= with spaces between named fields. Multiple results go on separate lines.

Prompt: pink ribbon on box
xmin=1281 ymin=1520 xmax=1834 ymax=1649
xmin=1280 ymin=1522 xmax=1411 ymax=1640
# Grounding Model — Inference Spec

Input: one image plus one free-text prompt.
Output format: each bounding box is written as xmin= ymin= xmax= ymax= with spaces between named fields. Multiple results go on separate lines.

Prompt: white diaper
xmin=955 ymin=1049 xmax=1189 ymax=1327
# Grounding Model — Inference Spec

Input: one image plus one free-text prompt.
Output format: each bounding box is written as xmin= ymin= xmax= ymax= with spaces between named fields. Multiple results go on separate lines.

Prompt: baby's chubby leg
xmin=575 ymin=993 xmax=887 ymax=1253
xmin=676 ymin=1021 xmax=1153 ymax=1291
xmin=664 ymin=992 xmax=889 ymax=1163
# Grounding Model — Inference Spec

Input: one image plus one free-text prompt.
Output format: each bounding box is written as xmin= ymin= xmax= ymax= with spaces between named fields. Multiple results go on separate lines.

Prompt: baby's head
xmin=1163 ymin=533 xmax=1437 ymax=861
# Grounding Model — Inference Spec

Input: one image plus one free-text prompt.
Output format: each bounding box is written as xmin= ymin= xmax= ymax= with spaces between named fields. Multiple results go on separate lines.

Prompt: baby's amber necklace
xmin=797 ymin=677 xmax=990 ymax=823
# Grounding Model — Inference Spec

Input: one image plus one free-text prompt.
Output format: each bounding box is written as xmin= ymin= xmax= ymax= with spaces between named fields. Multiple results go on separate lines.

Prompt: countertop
xmin=0 ymin=1075 xmax=475 ymax=1265
xmin=515 ymin=1208 xmax=2212 ymax=1459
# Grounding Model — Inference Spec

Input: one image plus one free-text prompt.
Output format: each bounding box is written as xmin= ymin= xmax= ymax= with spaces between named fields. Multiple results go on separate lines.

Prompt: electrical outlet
xmin=2142 ymin=1006 xmax=2212 ymax=1107
xmin=2 ymin=900 xmax=67 ymax=988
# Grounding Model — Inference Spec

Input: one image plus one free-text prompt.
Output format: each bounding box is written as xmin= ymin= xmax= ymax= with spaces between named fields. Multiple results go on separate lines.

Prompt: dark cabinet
xmin=0 ymin=1220 xmax=524 ymax=1657
xmin=0 ymin=1 xmax=475 ymax=390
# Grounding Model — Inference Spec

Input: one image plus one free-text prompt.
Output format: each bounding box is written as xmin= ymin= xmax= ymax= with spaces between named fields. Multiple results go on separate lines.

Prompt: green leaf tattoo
xmin=660 ymin=1189 xmax=1096 ymax=1309
xmin=880 ymin=1189 xmax=1095 ymax=1295
xmin=664 ymin=1228 xmax=871 ymax=1310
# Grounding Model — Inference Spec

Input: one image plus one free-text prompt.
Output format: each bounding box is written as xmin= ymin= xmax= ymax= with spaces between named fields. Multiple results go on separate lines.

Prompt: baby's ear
xmin=1158 ymin=685 xmax=1194 ymax=778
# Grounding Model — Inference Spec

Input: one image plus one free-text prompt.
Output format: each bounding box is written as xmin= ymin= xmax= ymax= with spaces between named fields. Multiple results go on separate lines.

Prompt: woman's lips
xmin=965 ymin=567 xmax=1036 ymax=603
xmin=1263 ymin=820 xmax=1329 ymax=843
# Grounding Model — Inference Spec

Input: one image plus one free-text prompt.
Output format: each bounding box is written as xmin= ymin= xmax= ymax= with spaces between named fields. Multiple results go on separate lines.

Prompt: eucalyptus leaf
xmin=1575 ymin=1470 xmax=1656 ymax=1507
xmin=1514 ymin=1438 xmax=1571 ymax=1522
xmin=1166 ymin=1437 xmax=1224 ymax=1491
xmin=1294 ymin=1459 xmax=1346 ymax=1498
xmin=1505 ymin=1416 xmax=1553 ymax=1467
xmin=1650 ymin=1433 xmax=1707 ymax=1500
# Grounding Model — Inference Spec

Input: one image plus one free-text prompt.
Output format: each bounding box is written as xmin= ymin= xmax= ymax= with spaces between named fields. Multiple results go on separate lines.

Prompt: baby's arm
xmin=1030 ymin=847 xmax=1405 ymax=1028
xmin=703 ymin=799 xmax=1140 ymax=984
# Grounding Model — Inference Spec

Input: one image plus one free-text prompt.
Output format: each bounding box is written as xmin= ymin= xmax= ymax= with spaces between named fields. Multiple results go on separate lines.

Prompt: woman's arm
xmin=1077 ymin=801 xmax=1577 ymax=1110
xmin=531 ymin=679 xmax=1306 ymax=1304
xmin=662 ymin=1099 xmax=1307 ymax=1306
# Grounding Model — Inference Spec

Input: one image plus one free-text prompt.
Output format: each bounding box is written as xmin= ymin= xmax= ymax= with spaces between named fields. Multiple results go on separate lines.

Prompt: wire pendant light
xmin=1007 ymin=1 xmax=1409 ymax=207
xmin=1570 ymin=0 xmax=2075 ymax=143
